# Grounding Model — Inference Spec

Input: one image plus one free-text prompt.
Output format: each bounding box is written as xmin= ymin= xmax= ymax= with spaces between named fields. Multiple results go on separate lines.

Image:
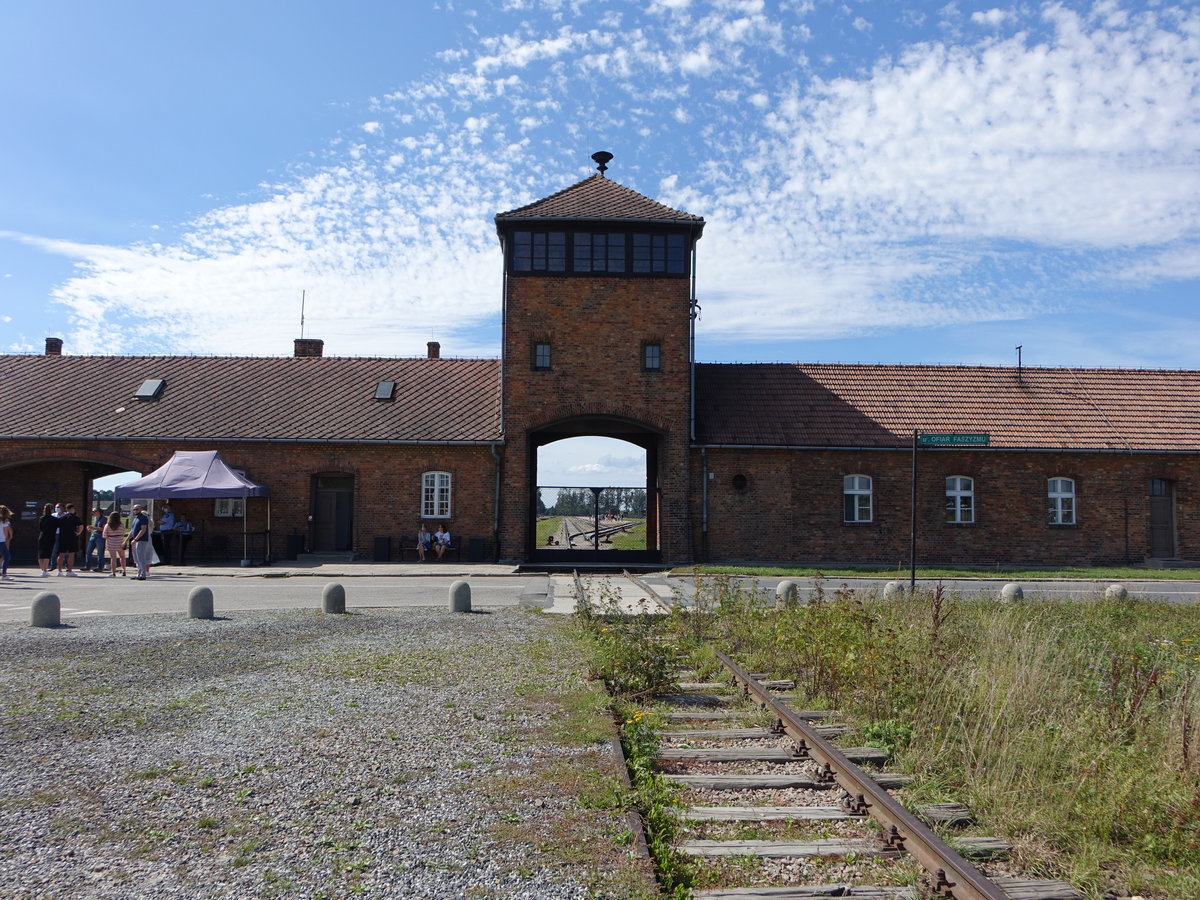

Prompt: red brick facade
xmin=693 ymin=448 xmax=1198 ymax=566
xmin=0 ymin=441 xmax=498 ymax=564
xmin=3 ymin=170 xmax=1198 ymax=568
xmin=497 ymin=273 xmax=695 ymax=563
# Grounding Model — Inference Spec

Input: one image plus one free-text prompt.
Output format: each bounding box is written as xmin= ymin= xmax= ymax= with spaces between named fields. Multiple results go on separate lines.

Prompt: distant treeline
xmin=537 ymin=487 xmax=647 ymax=518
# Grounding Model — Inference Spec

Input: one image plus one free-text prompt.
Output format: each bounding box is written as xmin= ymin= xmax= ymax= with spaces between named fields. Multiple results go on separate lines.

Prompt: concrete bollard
xmin=31 ymin=591 xmax=61 ymax=628
xmin=1105 ymin=583 xmax=1129 ymax=602
xmin=775 ymin=580 xmax=798 ymax=609
xmin=323 ymin=582 xmax=347 ymax=614
xmin=883 ymin=581 xmax=906 ymax=600
xmin=1000 ymin=583 xmax=1024 ymax=603
xmin=449 ymin=580 xmax=471 ymax=613
xmin=188 ymin=586 xmax=214 ymax=619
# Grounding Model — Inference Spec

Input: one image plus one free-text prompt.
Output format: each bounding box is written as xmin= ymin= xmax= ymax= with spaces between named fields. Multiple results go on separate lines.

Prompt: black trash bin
xmin=285 ymin=533 xmax=305 ymax=561
xmin=373 ymin=535 xmax=391 ymax=562
xmin=468 ymin=536 xmax=486 ymax=563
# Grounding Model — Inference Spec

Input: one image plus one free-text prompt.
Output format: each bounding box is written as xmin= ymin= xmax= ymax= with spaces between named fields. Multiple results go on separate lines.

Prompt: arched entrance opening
xmin=528 ymin=417 xmax=661 ymax=566
xmin=0 ymin=457 xmax=145 ymax=566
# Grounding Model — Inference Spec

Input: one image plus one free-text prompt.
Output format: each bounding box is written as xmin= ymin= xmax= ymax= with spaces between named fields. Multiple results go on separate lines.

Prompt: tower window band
xmin=511 ymin=230 xmax=687 ymax=276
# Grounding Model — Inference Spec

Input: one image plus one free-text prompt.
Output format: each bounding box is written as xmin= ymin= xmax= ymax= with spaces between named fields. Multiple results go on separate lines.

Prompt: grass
xmin=572 ymin=575 xmax=1200 ymax=900
xmin=685 ymin=563 xmax=1200 ymax=581
xmin=535 ymin=516 xmax=563 ymax=546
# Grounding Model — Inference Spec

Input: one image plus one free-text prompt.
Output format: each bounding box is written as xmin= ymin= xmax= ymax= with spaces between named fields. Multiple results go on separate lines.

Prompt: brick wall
xmin=499 ymin=272 xmax=694 ymax=563
xmin=0 ymin=441 xmax=499 ymax=564
xmin=693 ymin=448 xmax=1199 ymax=566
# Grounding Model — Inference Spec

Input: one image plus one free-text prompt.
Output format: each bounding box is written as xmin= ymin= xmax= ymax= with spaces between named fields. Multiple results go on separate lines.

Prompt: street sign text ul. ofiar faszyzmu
xmin=917 ymin=433 xmax=990 ymax=447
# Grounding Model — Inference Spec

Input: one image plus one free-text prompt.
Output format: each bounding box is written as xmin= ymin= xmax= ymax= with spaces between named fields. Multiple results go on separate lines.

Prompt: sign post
xmin=909 ymin=432 xmax=990 ymax=591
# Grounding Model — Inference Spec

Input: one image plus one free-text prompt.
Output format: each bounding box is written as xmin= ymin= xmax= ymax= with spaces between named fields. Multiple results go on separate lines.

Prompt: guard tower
xmin=494 ymin=153 xmax=705 ymax=565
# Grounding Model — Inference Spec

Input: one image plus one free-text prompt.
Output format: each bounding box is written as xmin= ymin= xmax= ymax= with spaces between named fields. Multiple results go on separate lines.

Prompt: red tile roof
xmin=0 ymin=355 xmax=501 ymax=443
xmin=496 ymin=174 xmax=704 ymax=224
xmin=5 ymin=354 xmax=1196 ymax=454
xmin=695 ymin=363 xmax=1200 ymax=452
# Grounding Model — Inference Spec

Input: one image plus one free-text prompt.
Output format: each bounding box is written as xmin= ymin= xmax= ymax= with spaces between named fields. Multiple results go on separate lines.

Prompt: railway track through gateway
xmin=649 ymin=652 xmax=1084 ymax=900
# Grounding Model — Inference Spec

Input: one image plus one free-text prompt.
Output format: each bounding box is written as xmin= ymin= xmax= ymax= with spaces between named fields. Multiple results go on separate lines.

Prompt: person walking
xmin=0 ymin=505 xmax=13 ymax=581
xmin=83 ymin=507 xmax=107 ymax=572
xmin=37 ymin=504 xmax=57 ymax=577
xmin=128 ymin=504 xmax=153 ymax=580
xmin=103 ymin=511 xmax=128 ymax=576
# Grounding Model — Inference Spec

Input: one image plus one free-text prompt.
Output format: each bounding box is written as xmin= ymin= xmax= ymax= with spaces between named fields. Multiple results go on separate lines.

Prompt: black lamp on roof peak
xmin=591 ymin=151 xmax=613 ymax=176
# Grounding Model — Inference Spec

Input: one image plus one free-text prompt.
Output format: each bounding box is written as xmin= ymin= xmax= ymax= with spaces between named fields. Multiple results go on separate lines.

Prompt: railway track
xmin=650 ymin=654 xmax=1084 ymax=900
xmin=559 ymin=514 xmax=643 ymax=549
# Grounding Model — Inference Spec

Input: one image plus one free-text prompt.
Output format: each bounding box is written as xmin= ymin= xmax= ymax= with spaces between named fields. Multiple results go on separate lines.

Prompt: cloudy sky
xmin=3 ymin=0 xmax=1199 ymax=385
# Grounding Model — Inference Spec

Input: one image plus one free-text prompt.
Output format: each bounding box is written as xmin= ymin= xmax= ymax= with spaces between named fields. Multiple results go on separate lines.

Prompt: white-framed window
xmin=422 ymin=471 xmax=452 ymax=519
xmin=214 ymin=498 xmax=245 ymax=518
xmin=945 ymin=476 xmax=974 ymax=523
xmin=843 ymin=474 xmax=872 ymax=523
xmin=1048 ymin=477 xmax=1075 ymax=525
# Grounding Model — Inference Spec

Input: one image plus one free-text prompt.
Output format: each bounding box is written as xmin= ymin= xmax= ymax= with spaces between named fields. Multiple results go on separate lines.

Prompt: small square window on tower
xmin=533 ymin=342 xmax=552 ymax=370
xmin=643 ymin=343 xmax=661 ymax=371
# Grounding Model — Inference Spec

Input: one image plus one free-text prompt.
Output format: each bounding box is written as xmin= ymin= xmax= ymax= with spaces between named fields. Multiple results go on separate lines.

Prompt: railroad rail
xmin=562 ymin=514 xmax=642 ymax=548
xmin=712 ymin=648 xmax=1013 ymax=900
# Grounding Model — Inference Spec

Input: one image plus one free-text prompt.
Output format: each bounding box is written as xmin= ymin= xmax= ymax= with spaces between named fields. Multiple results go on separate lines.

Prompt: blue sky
xmin=3 ymin=0 xmax=1199 ymax=383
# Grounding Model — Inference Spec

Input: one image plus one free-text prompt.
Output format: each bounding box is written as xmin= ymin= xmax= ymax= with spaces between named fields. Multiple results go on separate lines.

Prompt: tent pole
xmin=242 ymin=495 xmax=249 ymax=566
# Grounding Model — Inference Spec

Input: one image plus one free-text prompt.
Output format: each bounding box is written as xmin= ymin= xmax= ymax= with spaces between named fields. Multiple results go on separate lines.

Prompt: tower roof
xmin=495 ymin=174 xmax=704 ymax=227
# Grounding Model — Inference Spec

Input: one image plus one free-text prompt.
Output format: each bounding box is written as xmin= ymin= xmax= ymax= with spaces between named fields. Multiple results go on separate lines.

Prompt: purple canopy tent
xmin=114 ymin=450 xmax=270 ymax=564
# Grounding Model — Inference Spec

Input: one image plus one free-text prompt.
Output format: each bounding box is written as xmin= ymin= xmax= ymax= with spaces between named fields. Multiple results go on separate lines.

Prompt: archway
xmin=527 ymin=416 xmax=661 ymax=566
xmin=0 ymin=457 xmax=145 ymax=566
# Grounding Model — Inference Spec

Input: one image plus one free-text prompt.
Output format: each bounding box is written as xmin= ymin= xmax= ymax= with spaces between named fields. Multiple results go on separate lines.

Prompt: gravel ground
xmin=0 ymin=607 xmax=627 ymax=900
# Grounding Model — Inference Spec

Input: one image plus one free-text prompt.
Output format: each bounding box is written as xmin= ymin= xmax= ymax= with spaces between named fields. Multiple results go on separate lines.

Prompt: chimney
xmin=427 ymin=341 xmax=440 ymax=359
xmin=45 ymin=337 xmax=63 ymax=356
xmin=294 ymin=338 xmax=324 ymax=358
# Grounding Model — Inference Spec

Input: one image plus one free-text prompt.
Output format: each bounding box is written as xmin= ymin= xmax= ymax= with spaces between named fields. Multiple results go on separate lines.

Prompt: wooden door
xmin=313 ymin=475 xmax=354 ymax=551
xmin=1149 ymin=478 xmax=1175 ymax=558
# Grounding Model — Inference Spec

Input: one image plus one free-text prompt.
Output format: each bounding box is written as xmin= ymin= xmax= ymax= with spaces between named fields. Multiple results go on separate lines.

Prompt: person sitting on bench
xmin=434 ymin=524 xmax=452 ymax=560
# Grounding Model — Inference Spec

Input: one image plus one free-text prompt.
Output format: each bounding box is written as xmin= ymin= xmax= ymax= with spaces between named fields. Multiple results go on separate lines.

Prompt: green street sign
xmin=918 ymin=433 xmax=990 ymax=447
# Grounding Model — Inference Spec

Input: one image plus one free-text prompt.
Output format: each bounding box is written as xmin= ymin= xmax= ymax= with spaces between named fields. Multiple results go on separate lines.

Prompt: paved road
xmin=3 ymin=565 xmax=1197 ymax=624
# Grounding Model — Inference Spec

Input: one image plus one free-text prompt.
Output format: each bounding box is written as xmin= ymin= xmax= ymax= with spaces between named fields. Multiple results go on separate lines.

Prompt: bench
xmin=398 ymin=536 xmax=459 ymax=562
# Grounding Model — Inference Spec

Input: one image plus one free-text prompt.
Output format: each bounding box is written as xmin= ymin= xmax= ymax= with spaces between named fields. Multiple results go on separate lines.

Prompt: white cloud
xmin=971 ymin=8 xmax=1012 ymax=27
xmin=14 ymin=1 xmax=1200 ymax=363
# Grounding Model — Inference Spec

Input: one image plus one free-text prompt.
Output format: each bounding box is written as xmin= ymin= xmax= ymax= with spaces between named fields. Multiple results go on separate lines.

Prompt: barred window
xmin=422 ymin=472 xmax=452 ymax=519
xmin=843 ymin=474 xmax=873 ymax=523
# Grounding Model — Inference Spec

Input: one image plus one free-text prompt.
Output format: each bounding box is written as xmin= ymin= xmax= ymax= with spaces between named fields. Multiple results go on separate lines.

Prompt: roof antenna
xmin=1016 ymin=344 xmax=1023 ymax=383
xmin=591 ymin=150 xmax=613 ymax=176
xmin=300 ymin=290 xmax=306 ymax=339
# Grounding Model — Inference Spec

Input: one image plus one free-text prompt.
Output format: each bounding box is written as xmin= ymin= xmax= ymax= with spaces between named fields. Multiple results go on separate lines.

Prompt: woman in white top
xmin=434 ymin=525 xmax=452 ymax=560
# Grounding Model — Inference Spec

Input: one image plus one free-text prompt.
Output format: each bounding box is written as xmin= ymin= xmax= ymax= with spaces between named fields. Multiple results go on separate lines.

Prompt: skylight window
xmin=135 ymin=379 xmax=165 ymax=401
xmin=374 ymin=381 xmax=396 ymax=401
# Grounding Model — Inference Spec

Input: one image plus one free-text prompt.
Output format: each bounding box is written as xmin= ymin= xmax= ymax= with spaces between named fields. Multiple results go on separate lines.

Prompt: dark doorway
xmin=313 ymin=475 xmax=354 ymax=551
xmin=1149 ymin=478 xmax=1176 ymax=558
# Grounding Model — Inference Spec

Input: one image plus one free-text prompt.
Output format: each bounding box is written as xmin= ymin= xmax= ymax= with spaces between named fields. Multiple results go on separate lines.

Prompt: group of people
xmin=415 ymin=524 xmax=452 ymax=561
xmin=7 ymin=501 xmax=197 ymax=580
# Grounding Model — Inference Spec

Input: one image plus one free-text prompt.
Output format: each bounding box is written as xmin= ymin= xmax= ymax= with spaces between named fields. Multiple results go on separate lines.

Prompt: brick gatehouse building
xmin=3 ymin=162 xmax=1199 ymax=567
